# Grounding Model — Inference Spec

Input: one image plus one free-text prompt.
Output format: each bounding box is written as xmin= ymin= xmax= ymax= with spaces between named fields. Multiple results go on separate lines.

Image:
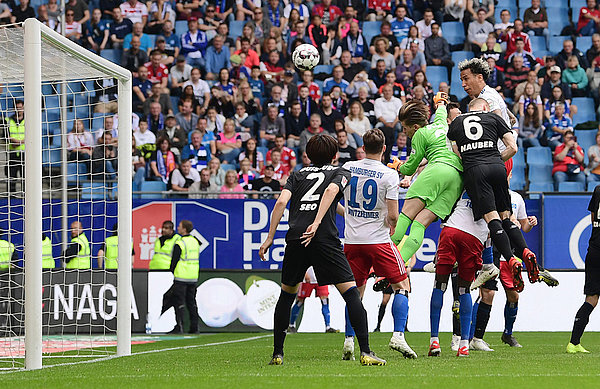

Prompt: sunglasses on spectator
xmin=66 ymin=12 xmax=74 ymax=16
xmin=206 ymin=9 xmax=215 ymax=12
xmin=254 ymin=11 xmax=262 ymax=14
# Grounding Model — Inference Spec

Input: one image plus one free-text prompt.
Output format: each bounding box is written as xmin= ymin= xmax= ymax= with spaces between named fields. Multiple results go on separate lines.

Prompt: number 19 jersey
xmin=342 ymin=158 xmax=400 ymax=244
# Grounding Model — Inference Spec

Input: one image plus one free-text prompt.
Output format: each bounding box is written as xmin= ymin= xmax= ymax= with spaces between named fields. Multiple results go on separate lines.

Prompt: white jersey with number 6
xmin=342 ymin=159 xmax=400 ymax=244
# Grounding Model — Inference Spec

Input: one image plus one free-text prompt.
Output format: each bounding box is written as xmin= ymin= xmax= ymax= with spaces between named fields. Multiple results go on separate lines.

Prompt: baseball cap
xmin=156 ymin=36 xmax=166 ymax=43
xmin=230 ymin=54 xmax=242 ymax=65
xmin=166 ymin=113 xmax=176 ymax=119
xmin=550 ymin=65 xmax=561 ymax=73
xmin=188 ymin=16 xmax=198 ymax=22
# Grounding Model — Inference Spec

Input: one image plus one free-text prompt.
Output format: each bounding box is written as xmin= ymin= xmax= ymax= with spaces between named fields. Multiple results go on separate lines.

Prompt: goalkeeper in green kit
xmin=387 ymin=93 xmax=463 ymax=263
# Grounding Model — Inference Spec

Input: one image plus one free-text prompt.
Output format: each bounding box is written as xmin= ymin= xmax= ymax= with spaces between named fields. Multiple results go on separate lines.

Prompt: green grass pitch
xmin=3 ymin=332 xmax=600 ymax=388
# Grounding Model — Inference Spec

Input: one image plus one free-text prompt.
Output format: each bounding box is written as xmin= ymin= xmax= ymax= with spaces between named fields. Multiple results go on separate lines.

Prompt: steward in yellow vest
xmin=97 ymin=223 xmax=134 ymax=270
xmin=149 ymin=220 xmax=181 ymax=269
xmin=63 ymin=221 xmax=91 ymax=269
xmin=7 ymin=100 xmax=25 ymax=193
xmin=42 ymin=233 xmax=55 ymax=269
xmin=0 ymin=235 xmax=17 ymax=270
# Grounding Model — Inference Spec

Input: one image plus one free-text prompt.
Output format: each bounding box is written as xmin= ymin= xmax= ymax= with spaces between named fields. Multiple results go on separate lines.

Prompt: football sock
xmin=570 ymin=302 xmax=595 ymax=345
xmin=391 ymin=212 xmax=412 ymax=245
xmin=482 ymin=246 xmax=494 ymax=265
xmin=502 ymin=218 xmax=528 ymax=256
xmin=430 ymin=288 xmax=444 ymax=337
xmin=392 ymin=289 xmax=409 ymax=333
xmin=320 ymin=298 xmax=331 ymax=327
xmin=474 ymin=301 xmax=492 ymax=340
xmin=342 ymin=287 xmax=370 ymax=353
xmin=289 ymin=300 xmax=303 ymax=326
xmin=487 ymin=219 xmax=514 ymax=261
xmin=458 ymin=289 xmax=473 ymax=340
xmin=503 ymin=301 xmax=518 ymax=335
xmin=376 ymin=303 xmax=387 ymax=329
xmin=273 ymin=289 xmax=297 ymax=356
xmin=470 ymin=300 xmax=479 ymax=340
xmin=344 ymin=306 xmax=355 ymax=337
xmin=400 ymin=220 xmax=426 ymax=262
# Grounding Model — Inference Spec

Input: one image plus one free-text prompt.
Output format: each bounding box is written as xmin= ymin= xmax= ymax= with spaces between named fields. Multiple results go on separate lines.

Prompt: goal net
xmin=0 ymin=20 xmax=132 ymax=370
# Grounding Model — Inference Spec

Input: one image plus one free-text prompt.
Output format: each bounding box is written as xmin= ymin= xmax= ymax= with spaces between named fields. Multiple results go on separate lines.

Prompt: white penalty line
xmin=0 ymin=334 xmax=272 ymax=374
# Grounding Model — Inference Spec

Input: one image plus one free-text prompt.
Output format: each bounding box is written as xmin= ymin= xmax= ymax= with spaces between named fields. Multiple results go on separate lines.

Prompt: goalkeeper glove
xmin=387 ymin=156 xmax=404 ymax=172
xmin=433 ymin=92 xmax=449 ymax=106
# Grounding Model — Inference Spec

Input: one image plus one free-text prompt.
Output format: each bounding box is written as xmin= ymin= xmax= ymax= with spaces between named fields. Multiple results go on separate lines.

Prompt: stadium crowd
xmin=8 ymin=0 xmax=600 ymax=195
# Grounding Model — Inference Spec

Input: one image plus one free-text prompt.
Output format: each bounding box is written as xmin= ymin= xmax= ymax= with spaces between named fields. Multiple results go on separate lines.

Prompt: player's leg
xmin=472 ymin=245 xmax=500 ymax=290
xmin=375 ymin=290 xmax=392 ymax=332
xmin=450 ymin=269 xmax=461 ymax=351
xmin=501 ymin=288 xmax=522 ymax=348
xmin=471 ymin=286 xmax=495 ymax=350
xmin=390 ymin=197 xmax=425 ymax=245
xmin=288 ymin=295 xmax=306 ymax=333
xmin=399 ymin=208 xmax=438 ymax=262
xmin=316 ymin=286 xmax=337 ymax=333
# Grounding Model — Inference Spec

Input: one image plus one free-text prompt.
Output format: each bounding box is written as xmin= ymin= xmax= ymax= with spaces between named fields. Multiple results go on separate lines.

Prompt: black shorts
xmin=464 ymin=164 xmax=512 ymax=220
xmin=584 ymin=245 xmax=600 ymax=296
xmin=281 ymin=239 xmax=355 ymax=287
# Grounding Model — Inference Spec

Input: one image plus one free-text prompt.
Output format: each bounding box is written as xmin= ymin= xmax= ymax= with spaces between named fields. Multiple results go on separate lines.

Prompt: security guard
xmin=165 ymin=220 xmax=202 ymax=334
xmin=42 ymin=233 xmax=55 ymax=269
xmin=149 ymin=221 xmax=181 ymax=270
xmin=97 ymin=223 xmax=134 ymax=269
xmin=0 ymin=230 xmax=17 ymax=270
xmin=6 ymin=100 xmax=24 ymax=193
xmin=63 ymin=221 xmax=91 ymax=269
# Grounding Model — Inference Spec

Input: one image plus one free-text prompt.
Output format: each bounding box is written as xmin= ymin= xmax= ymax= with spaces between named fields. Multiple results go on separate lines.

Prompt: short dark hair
xmin=150 ymin=49 xmax=161 ymax=57
xmin=162 ymin=220 xmax=174 ymax=229
xmin=180 ymin=220 xmax=194 ymax=234
xmin=398 ymin=99 xmax=431 ymax=127
xmin=275 ymin=133 xmax=285 ymax=139
xmin=306 ymin=134 xmax=339 ymax=167
xmin=251 ymin=65 xmax=260 ymax=70
xmin=240 ymin=37 xmax=250 ymax=44
xmin=362 ymin=129 xmax=385 ymax=155
xmin=447 ymin=101 xmax=460 ymax=114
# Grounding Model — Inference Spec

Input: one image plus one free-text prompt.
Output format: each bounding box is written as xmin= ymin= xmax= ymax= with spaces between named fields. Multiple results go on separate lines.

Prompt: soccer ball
xmin=292 ymin=44 xmax=320 ymax=71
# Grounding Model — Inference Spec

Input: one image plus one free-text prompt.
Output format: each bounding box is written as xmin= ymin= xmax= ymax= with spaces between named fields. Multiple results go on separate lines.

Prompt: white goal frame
xmin=23 ymin=18 xmax=132 ymax=370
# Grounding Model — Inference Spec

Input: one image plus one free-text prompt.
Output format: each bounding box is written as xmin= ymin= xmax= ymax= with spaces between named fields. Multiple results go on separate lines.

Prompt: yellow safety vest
xmin=66 ymin=233 xmax=91 ymax=269
xmin=104 ymin=235 xmax=119 ymax=270
xmin=42 ymin=236 xmax=55 ymax=269
xmin=149 ymin=234 xmax=181 ymax=270
xmin=0 ymin=239 xmax=15 ymax=269
xmin=7 ymin=116 xmax=24 ymax=153
xmin=174 ymin=235 xmax=200 ymax=282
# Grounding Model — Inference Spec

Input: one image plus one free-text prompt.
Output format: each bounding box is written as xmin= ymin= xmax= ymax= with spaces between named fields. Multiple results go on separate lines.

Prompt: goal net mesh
xmin=0 ymin=24 xmax=127 ymax=369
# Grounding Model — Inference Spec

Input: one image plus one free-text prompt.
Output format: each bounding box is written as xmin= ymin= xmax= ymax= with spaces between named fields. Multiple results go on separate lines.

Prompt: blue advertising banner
xmin=543 ymin=194 xmax=592 ymax=270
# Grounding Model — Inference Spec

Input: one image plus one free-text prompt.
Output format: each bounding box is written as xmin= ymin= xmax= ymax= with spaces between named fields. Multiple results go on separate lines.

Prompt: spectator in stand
xmin=94 ymin=116 xmax=117 ymax=143
xmin=522 ymin=0 xmax=549 ymax=46
xmin=341 ymin=21 xmax=369 ymax=69
xmin=265 ymin=149 xmax=290 ymax=184
xmin=541 ymin=65 xmax=573 ymax=102
xmin=336 ymin=129 xmax=356 ymax=165
xmin=312 ymin=0 xmax=343 ymax=26
xmin=170 ymin=159 xmax=201 ymax=196
xmin=297 ymin=84 xmax=317 ymax=119
xmin=346 ymin=70 xmax=378 ymax=99
xmin=283 ymin=0 xmax=309 ymax=24
xmin=0 ymin=2 xmax=11 ymax=26
xmin=260 ymin=50 xmax=285 ymax=85
xmin=369 ymin=59 xmax=389 ymax=89
xmin=37 ymin=4 xmax=57 ymax=31
xmin=181 ymin=17 xmax=208 ymax=69
xmin=146 ymin=101 xmax=166 ymax=134
xmin=237 ymin=23 xmax=259 ymax=53
xmin=169 ymin=56 xmax=192 ymax=97
xmin=365 ymin=0 xmax=391 ymax=21
xmin=545 ymin=103 xmax=573 ymax=150
xmin=208 ymin=158 xmax=226 ymax=187
xmin=439 ymin=81 xmax=458 ymax=102
xmin=587 ymin=33 xmax=600 ymax=69
xmin=175 ymin=99 xmax=200 ymax=135
xmin=124 ymin=22 xmax=152 ymax=54
xmin=260 ymin=104 xmax=285 ymax=148
xmin=159 ymin=21 xmax=180 ymax=62
xmin=10 ymin=0 xmax=33 ymax=24
xmin=300 ymin=114 xmax=331 ymax=152
xmin=444 ymin=0 xmax=466 ymax=22
xmin=518 ymin=82 xmax=543 ymax=122
xmin=324 ymin=65 xmax=350 ymax=93
xmin=322 ymin=26 xmax=343 ymax=65
xmin=578 ymin=0 xmax=600 ymax=36
xmin=586 ymin=132 xmax=600 ymax=181
xmin=132 ymin=65 xmax=153 ymax=112
xmin=339 ymin=50 xmax=364 ymax=82
xmin=287 ymin=21 xmax=311 ymax=54
xmin=552 ymin=130 xmax=586 ymax=190
xmin=407 ymin=70 xmax=434 ymax=102
xmin=518 ymin=102 xmax=543 ymax=149
xmin=500 ymin=18 xmax=531 ymax=58
xmin=249 ymin=165 xmax=280 ymax=199
xmin=374 ymin=84 xmax=403 ymax=158
xmin=399 ymin=25 xmax=424 ymax=54
xmin=238 ymin=158 xmax=257 ymax=188
xmin=132 ymin=136 xmax=146 ymax=191
xmin=120 ymin=0 xmax=148 ymax=26
xmin=233 ymin=103 xmax=254 ymax=142
xmin=389 ymin=131 xmax=411 ymax=163
xmin=557 ymin=40 xmax=589 ymax=70
xmin=295 ymin=150 xmax=311 ymax=170
xmin=267 ymin=134 xmax=296 ymax=171
xmin=466 ymin=0 xmax=494 ymax=25
xmin=319 ymin=93 xmax=344 ymax=133
xmin=208 ymin=85 xmax=235 ymax=118
xmin=262 ymin=84 xmax=286 ymax=116
xmin=563 ymin=56 xmax=589 ymax=98
xmin=204 ymin=36 xmax=231 ymax=80
xmin=65 ymin=0 xmax=89 ymax=25
xmin=247 ymin=66 xmax=265 ymax=100
xmin=411 ymin=85 xmax=432 ymax=113
xmin=390 ymin=5 xmax=414 ymax=43
xmin=195 ymin=117 xmax=217 ymax=156
xmin=249 ymin=6 xmax=272 ymax=43
xmin=206 ymin=106 xmax=226 ymax=134
xmin=220 ymin=170 xmax=245 ymax=199
xmin=182 ymin=67 xmax=210 ymax=114
xmin=494 ymin=8 xmax=513 ymax=37
xmin=235 ymin=37 xmax=261 ymax=69
xmin=157 ymin=114 xmax=187 ymax=157
xmin=285 ymin=101 xmax=307 ymax=148
xmin=485 ymin=56 xmax=504 ymax=94
xmin=307 ymin=14 xmax=327 ymax=48
xmin=189 ymin=168 xmax=219 ymax=199
xmin=110 ymin=7 xmax=133 ymax=51
xmin=369 ymin=21 xmax=400 ymax=62
xmin=480 ymin=33 xmax=502 ymax=63
xmin=84 ymin=8 xmax=110 ymax=55
xmin=504 ymin=55 xmax=530 ymax=99
xmin=216 ymin=119 xmax=242 ymax=164
xmin=176 ymin=0 xmax=201 ymax=21
xmin=237 ymin=79 xmax=262 ymax=118
xmin=401 ymin=41 xmax=427 ymax=72
xmin=239 ymin=138 xmax=264 ymax=176
xmin=146 ymin=0 xmax=172 ymax=35
xmin=66 ymin=119 xmax=94 ymax=172
xmin=143 ymin=83 xmax=173 ymax=116
xmin=507 ymin=37 xmax=538 ymax=70
xmin=514 ymin=70 xmax=540 ymax=102
xmin=545 ymin=85 xmax=574 ymax=122
xmin=64 ymin=9 xmax=82 ymax=44
xmin=150 ymin=137 xmax=178 ymax=183
xmin=395 ymin=50 xmax=420 ymax=88
xmin=345 ymin=100 xmax=372 ymax=145
xmin=355 ymin=86 xmax=377 ymax=126
xmin=425 ymin=23 xmax=453 ymax=75
xmin=145 ymin=50 xmax=169 ymax=92
xmin=299 ymin=70 xmax=321 ymax=102
xmin=134 ymin=119 xmax=157 ymax=150
xmin=371 ymin=38 xmax=396 ymax=71
xmin=336 ymin=0 xmax=364 ymax=22
xmin=416 ymin=8 xmax=440 ymax=39
xmin=468 ymin=8 xmax=494 ymax=55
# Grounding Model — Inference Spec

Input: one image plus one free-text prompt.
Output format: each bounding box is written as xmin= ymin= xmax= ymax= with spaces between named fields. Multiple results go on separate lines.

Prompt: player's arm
xmin=500 ymin=131 xmax=518 ymax=161
xmin=398 ymin=133 xmax=425 ymax=176
xmin=301 ymin=183 xmax=341 ymax=246
xmin=386 ymin=199 xmax=399 ymax=237
xmin=336 ymin=203 xmax=345 ymax=216
xmin=259 ymin=189 xmax=292 ymax=260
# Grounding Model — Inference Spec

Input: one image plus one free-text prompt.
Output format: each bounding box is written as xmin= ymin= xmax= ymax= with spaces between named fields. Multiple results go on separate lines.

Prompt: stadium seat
xmin=91 ymin=115 xmax=104 ymax=131
xmin=588 ymin=181 xmax=600 ymax=191
xmin=526 ymin=147 xmax=553 ymax=166
xmin=511 ymin=165 xmax=526 ymax=190
xmin=100 ymin=49 xmax=121 ymax=64
xmin=575 ymin=130 xmax=597 ymax=154
xmin=42 ymin=83 xmax=55 ymax=96
xmin=42 ymin=149 xmax=61 ymax=168
xmin=426 ymin=66 xmax=447 ymax=92
xmin=494 ymin=6 xmax=517 ymax=24
xmin=548 ymin=15 xmax=570 ymax=36
xmin=175 ymin=20 xmax=188 ymax=34
xmin=527 ymin=163 xmax=553 ymax=183
xmin=549 ymin=36 xmax=570 ymax=55
xmin=230 ymin=21 xmax=245 ymax=40
xmin=497 ymin=0 xmax=517 ymax=7
xmin=313 ymin=65 xmax=333 ymax=75
xmin=451 ymin=51 xmax=474 ymax=65
xmin=558 ymin=181 xmax=586 ymax=192
xmin=140 ymin=181 xmax=166 ymax=199
xmin=257 ymin=147 xmax=269 ymax=159
xmin=442 ymin=22 xmax=465 ymax=47
xmin=572 ymin=0 xmax=587 ymax=9
xmin=450 ymin=81 xmax=467 ymax=100
xmin=221 ymin=164 xmax=237 ymax=172
xmin=529 ymin=36 xmax=546 ymax=53
xmin=577 ymin=36 xmax=593 ymax=52
xmin=67 ymin=162 xmax=88 ymax=186
xmin=82 ymin=182 xmax=107 ymax=200
xmin=513 ymin=149 xmax=525 ymax=168
xmin=362 ymin=21 xmax=381 ymax=37
xmin=171 ymin=96 xmax=179 ymax=115
xmin=529 ymin=182 xmax=554 ymax=192
xmin=67 ymin=81 xmax=83 ymax=93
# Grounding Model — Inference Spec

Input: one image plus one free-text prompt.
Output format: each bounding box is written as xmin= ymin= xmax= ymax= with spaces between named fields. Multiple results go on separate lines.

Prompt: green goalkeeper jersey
xmin=399 ymin=105 xmax=463 ymax=176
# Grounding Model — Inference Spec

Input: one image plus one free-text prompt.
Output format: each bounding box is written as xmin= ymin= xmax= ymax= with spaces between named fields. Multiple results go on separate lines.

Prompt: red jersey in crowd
xmin=145 ymin=62 xmax=169 ymax=84
xmin=299 ymin=82 xmax=322 ymax=101
xmin=263 ymin=163 xmax=289 ymax=180
xmin=266 ymin=147 xmax=297 ymax=171
xmin=577 ymin=6 xmax=600 ymax=32
xmin=501 ymin=31 xmax=531 ymax=58
xmin=368 ymin=0 xmax=391 ymax=12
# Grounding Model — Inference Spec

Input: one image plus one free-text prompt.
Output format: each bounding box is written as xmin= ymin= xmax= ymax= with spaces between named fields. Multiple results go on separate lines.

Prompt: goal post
xmin=21 ymin=18 xmax=132 ymax=370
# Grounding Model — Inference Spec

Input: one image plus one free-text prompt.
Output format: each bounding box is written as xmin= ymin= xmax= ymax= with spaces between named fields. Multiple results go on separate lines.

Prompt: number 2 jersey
xmin=284 ymin=165 xmax=351 ymax=242
xmin=447 ymin=110 xmax=512 ymax=171
xmin=342 ymin=158 xmax=400 ymax=244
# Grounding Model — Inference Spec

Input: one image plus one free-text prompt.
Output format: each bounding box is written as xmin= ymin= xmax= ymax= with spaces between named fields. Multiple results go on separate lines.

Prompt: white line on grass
xmin=0 ymin=334 xmax=272 ymax=374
